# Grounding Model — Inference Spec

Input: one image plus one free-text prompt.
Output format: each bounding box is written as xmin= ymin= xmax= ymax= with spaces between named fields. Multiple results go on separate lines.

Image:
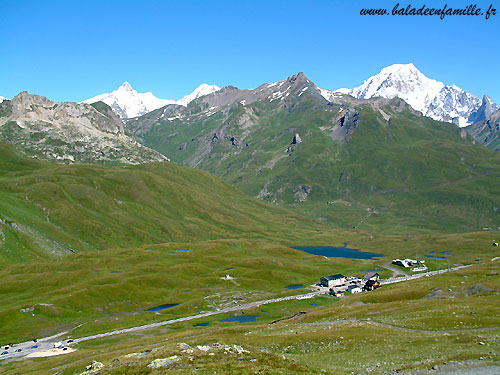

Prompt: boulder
xmin=465 ymin=284 xmax=494 ymax=296
xmin=147 ymin=355 xmax=179 ymax=369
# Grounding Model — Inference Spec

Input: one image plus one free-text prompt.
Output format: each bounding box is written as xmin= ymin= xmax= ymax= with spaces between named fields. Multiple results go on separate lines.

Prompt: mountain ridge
xmin=124 ymin=71 xmax=500 ymax=233
xmin=84 ymin=82 xmax=220 ymax=119
xmin=0 ymin=92 xmax=168 ymax=164
xmin=329 ymin=63 xmax=495 ymax=127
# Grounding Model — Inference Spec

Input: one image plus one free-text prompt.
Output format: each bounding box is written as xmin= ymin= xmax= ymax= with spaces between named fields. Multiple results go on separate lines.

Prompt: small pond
xmin=220 ymin=315 xmax=260 ymax=323
xmin=194 ymin=322 xmax=209 ymax=327
xmin=145 ymin=248 xmax=152 ymax=251
xmin=425 ymin=255 xmax=446 ymax=260
xmin=285 ymin=284 xmax=303 ymax=290
xmin=147 ymin=303 xmax=179 ymax=312
xmin=310 ymin=303 xmax=318 ymax=307
xmin=291 ymin=246 xmax=383 ymax=259
xmin=360 ymin=269 xmax=383 ymax=273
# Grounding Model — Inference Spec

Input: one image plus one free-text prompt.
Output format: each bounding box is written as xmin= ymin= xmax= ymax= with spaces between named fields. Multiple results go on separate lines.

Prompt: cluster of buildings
xmin=392 ymin=258 xmax=427 ymax=272
xmin=318 ymin=272 xmax=380 ymax=297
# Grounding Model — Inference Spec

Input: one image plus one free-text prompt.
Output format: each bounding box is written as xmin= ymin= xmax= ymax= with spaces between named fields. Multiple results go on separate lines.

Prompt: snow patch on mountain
xmin=333 ymin=63 xmax=484 ymax=127
xmin=0 ymin=96 xmax=8 ymax=103
xmin=177 ymin=84 xmax=220 ymax=106
xmin=84 ymin=82 xmax=220 ymax=119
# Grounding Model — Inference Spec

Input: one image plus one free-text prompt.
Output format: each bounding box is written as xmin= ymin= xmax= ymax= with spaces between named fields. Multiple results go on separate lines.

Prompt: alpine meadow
xmin=0 ymin=2 xmax=499 ymax=374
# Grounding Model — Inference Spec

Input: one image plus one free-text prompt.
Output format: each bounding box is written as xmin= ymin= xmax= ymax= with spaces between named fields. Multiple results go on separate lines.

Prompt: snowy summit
xmin=334 ymin=63 xmax=483 ymax=127
xmin=177 ymin=84 xmax=221 ymax=106
xmin=84 ymin=82 xmax=220 ymax=119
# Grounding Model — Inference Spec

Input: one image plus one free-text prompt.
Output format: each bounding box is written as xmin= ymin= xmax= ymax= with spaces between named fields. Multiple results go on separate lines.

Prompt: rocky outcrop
xmin=329 ymin=108 xmax=359 ymax=142
xmin=465 ymin=109 xmax=500 ymax=151
xmin=286 ymin=133 xmax=302 ymax=153
xmin=79 ymin=360 xmax=104 ymax=375
xmin=0 ymin=92 xmax=169 ymax=164
xmin=147 ymin=355 xmax=180 ymax=368
xmin=468 ymin=95 xmax=500 ymax=124
xmin=294 ymin=185 xmax=312 ymax=202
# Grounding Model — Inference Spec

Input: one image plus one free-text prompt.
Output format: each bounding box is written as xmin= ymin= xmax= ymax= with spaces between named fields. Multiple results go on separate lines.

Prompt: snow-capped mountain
xmin=84 ymin=82 xmax=220 ymax=119
xmin=331 ymin=63 xmax=488 ymax=127
xmin=177 ymin=84 xmax=221 ymax=106
xmin=0 ymin=96 xmax=7 ymax=103
xmin=83 ymin=82 xmax=175 ymax=119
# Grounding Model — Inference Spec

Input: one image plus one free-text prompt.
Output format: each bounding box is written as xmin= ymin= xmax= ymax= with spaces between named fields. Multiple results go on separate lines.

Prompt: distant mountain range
xmin=123 ymin=71 xmax=500 ymax=232
xmin=323 ymin=63 xmax=498 ymax=127
xmin=79 ymin=63 xmax=497 ymax=128
xmin=1 ymin=68 xmax=500 ymax=232
xmin=83 ymin=82 xmax=220 ymax=119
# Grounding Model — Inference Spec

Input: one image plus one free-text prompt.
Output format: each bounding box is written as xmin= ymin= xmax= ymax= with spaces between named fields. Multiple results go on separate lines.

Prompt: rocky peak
xmin=1 ymin=92 xmax=169 ymax=164
xmin=12 ymin=91 xmax=54 ymax=110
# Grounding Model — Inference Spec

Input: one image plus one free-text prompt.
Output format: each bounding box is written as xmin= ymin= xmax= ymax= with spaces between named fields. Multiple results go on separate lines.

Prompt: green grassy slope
xmin=3 ymin=258 xmax=498 ymax=375
xmin=126 ymin=92 xmax=500 ymax=234
xmin=0 ymin=142 xmax=324 ymax=265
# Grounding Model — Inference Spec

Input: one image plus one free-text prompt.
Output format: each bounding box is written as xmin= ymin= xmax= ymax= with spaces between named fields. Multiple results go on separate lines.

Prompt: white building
xmin=320 ymin=274 xmax=347 ymax=288
xmin=392 ymin=259 xmax=425 ymax=268
xmin=348 ymin=285 xmax=362 ymax=294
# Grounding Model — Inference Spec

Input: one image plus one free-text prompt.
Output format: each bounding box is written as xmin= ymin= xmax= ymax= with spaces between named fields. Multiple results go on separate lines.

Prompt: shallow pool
xmin=194 ymin=322 xmax=209 ymax=327
xmin=220 ymin=315 xmax=260 ymax=323
xmin=425 ymin=255 xmax=446 ymax=260
xmin=147 ymin=303 xmax=179 ymax=312
xmin=285 ymin=284 xmax=303 ymax=290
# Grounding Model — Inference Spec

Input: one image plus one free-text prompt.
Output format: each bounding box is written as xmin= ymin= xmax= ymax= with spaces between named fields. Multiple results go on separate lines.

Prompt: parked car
xmin=67 ymin=339 xmax=74 ymax=343
xmin=31 ymin=345 xmax=38 ymax=349
xmin=1 ymin=351 xmax=8 ymax=355
xmin=15 ymin=348 xmax=22 ymax=352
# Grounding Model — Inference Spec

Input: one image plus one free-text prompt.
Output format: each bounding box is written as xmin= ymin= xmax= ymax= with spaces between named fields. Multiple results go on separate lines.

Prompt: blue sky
xmin=1 ymin=0 xmax=499 ymax=103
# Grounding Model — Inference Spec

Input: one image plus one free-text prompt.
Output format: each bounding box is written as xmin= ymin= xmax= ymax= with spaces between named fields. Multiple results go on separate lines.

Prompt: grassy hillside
xmin=0 ymin=142 xmax=327 ymax=265
xmin=0 ymin=142 xmax=498 ymax=374
xmin=126 ymin=90 xmax=500 ymax=234
xmin=2 ymin=254 xmax=498 ymax=374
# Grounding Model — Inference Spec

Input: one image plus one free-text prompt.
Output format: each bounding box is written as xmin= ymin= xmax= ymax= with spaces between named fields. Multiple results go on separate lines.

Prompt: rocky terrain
xmin=466 ymin=108 xmax=500 ymax=151
xmin=0 ymin=92 xmax=168 ymax=164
